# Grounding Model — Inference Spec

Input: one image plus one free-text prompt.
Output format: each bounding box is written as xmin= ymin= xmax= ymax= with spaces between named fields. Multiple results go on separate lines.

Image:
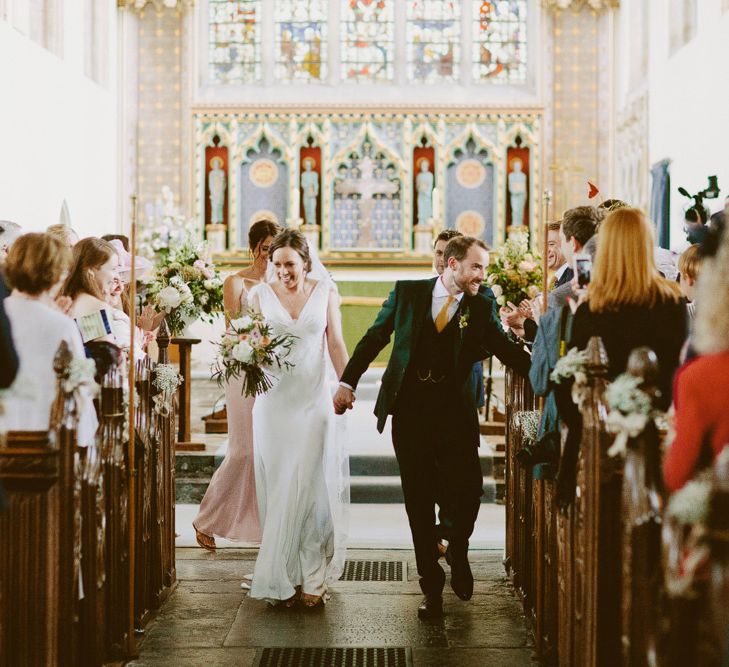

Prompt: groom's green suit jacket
xmin=340 ymin=278 xmax=532 ymax=434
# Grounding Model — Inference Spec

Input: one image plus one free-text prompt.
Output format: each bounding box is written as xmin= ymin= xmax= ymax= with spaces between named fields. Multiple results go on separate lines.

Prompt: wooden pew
xmin=0 ymin=322 xmax=178 ymax=666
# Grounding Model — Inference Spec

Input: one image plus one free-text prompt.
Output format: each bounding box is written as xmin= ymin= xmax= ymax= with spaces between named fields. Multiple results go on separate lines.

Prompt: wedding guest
xmin=0 ymin=272 xmax=18 ymax=389
xmin=3 ymin=233 xmax=98 ymax=445
xmin=193 ymin=219 xmax=280 ymax=552
xmin=63 ymin=238 xmax=119 ymax=345
xmin=677 ymin=244 xmax=703 ymax=321
xmin=101 ymin=234 xmax=130 ymax=252
xmin=569 ymin=207 xmax=686 ymax=409
xmin=46 ymin=223 xmax=79 ymax=247
xmin=0 ymin=220 xmax=22 ymax=260
xmin=664 ymin=226 xmax=729 ymax=492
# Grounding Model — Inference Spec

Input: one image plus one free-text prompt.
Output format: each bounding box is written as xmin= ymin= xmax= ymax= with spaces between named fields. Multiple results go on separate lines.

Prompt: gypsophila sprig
xmin=604 ymin=373 xmax=662 ymax=457
xmin=666 ymin=472 xmax=712 ymax=526
xmin=63 ymin=358 xmax=100 ymax=398
xmin=152 ymin=364 xmax=183 ymax=417
xmin=211 ymin=310 xmax=297 ymax=398
xmin=550 ymin=347 xmax=588 ymax=385
xmin=145 ymin=237 xmax=224 ymax=336
xmin=485 ymin=229 xmax=543 ymax=307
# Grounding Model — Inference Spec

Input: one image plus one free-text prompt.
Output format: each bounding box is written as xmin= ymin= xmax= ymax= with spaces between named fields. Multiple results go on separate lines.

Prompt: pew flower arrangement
xmin=550 ymin=347 xmax=589 ymax=409
xmin=485 ymin=229 xmax=543 ymax=307
xmin=211 ymin=311 xmax=297 ymax=397
xmin=604 ymin=373 xmax=662 ymax=458
xmin=63 ymin=358 xmax=100 ymax=399
xmin=152 ymin=364 xmax=183 ymax=417
xmin=145 ymin=238 xmax=224 ymax=336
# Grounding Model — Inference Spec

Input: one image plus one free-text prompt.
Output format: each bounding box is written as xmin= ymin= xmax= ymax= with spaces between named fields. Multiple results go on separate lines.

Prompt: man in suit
xmin=333 ymin=236 xmax=531 ymax=619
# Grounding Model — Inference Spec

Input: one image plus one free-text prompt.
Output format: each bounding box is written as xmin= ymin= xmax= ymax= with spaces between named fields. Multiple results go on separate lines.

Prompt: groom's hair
xmin=444 ymin=236 xmax=489 ymax=264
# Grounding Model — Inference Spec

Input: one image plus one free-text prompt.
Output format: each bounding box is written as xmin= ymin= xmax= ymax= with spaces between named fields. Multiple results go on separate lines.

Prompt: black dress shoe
xmin=417 ymin=594 xmax=443 ymax=620
xmin=448 ymin=548 xmax=474 ymax=601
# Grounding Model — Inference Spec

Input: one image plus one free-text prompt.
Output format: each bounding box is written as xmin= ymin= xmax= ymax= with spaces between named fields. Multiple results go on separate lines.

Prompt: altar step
xmin=175 ymin=446 xmax=504 ymax=505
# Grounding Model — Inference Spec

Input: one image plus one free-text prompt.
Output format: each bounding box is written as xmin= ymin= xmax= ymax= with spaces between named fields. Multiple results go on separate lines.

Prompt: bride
xmin=248 ymin=229 xmax=350 ymax=608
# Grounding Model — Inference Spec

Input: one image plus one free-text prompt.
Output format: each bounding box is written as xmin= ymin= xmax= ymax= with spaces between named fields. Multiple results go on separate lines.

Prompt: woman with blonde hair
xmin=46 ymin=223 xmax=79 ymax=247
xmin=664 ymin=226 xmax=729 ymax=491
xmin=62 ymin=237 xmax=118 ymax=344
xmin=569 ymin=207 xmax=686 ymax=408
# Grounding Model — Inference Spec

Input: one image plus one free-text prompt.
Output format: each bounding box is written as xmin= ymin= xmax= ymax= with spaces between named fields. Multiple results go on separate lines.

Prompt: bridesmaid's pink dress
xmin=193 ymin=289 xmax=261 ymax=543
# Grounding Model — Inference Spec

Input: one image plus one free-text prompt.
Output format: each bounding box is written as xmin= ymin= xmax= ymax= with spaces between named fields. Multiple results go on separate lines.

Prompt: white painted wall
xmin=0 ymin=1 xmax=118 ymax=238
xmin=615 ymin=0 xmax=729 ymax=250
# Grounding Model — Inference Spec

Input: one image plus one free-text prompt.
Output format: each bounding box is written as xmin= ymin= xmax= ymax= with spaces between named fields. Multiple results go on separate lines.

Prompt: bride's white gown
xmin=248 ymin=279 xmax=348 ymax=603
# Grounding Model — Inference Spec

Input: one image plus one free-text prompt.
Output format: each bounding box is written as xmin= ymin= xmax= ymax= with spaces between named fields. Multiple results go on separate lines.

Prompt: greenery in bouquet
xmin=485 ymin=230 xmax=543 ymax=307
xmin=211 ymin=311 xmax=297 ymax=398
xmin=145 ymin=237 xmax=224 ymax=336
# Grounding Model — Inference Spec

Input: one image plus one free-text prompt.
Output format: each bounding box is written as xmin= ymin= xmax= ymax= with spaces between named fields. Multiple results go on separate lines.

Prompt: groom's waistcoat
xmin=405 ymin=306 xmax=460 ymax=387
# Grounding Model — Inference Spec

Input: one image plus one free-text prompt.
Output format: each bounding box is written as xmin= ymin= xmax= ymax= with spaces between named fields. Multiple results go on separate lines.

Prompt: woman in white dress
xmin=248 ymin=229 xmax=350 ymax=608
xmin=3 ymin=233 xmax=98 ymax=445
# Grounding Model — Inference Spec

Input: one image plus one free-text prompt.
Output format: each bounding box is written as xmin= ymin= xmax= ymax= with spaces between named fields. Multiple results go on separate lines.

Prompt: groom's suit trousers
xmin=392 ymin=382 xmax=483 ymax=596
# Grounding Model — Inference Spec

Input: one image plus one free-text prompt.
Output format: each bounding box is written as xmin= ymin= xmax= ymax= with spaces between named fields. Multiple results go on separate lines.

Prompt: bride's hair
xmin=268 ymin=229 xmax=312 ymax=272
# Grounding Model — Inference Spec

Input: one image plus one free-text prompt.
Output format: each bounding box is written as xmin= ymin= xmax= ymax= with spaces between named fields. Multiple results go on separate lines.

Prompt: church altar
xmin=193 ymin=107 xmax=542 ymax=266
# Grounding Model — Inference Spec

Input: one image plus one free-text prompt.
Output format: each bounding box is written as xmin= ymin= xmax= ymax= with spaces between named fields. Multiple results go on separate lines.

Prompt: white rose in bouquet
xmin=157 ymin=286 xmax=183 ymax=311
xmin=232 ymin=340 xmax=255 ymax=363
xmin=231 ymin=315 xmax=254 ymax=331
xmin=491 ymin=284 xmax=503 ymax=298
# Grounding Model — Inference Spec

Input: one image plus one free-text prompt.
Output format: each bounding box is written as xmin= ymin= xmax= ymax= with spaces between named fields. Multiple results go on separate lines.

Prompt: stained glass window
xmin=472 ymin=0 xmax=527 ymax=84
xmin=341 ymin=0 xmax=395 ymax=82
xmin=275 ymin=1 xmax=327 ymax=82
xmin=208 ymin=0 xmax=261 ymax=84
xmin=406 ymin=1 xmax=460 ymax=83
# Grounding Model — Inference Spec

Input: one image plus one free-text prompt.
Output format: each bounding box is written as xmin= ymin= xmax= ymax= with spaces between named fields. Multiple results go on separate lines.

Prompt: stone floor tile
xmin=128 ymin=647 xmax=256 ymax=666
xmin=412 ymin=647 xmax=536 ymax=666
xmin=443 ymin=594 xmax=530 ymax=648
xmin=176 ymin=559 xmax=257 ymax=581
xmin=153 ymin=591 xmax=243 ymax=620
xmin=224 ymin=593 xmax=448 ymax=648
xmin=138 ymin=617 xmax=234 ymax=650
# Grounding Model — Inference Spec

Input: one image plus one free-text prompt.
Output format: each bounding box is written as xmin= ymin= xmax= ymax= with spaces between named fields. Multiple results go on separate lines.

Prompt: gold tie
xmin=435 ymin=295 xmax=455 ymax=333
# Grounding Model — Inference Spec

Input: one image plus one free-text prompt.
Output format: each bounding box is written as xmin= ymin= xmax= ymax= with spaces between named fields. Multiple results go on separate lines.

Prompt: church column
xmin=542 ymin=0 xmax=618 ymax=216
xmin=118 ymin=0 xmax=193 ymax=226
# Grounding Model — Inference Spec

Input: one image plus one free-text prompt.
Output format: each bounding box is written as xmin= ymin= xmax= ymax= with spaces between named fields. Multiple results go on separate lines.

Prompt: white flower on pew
xmin=152 ymin=363 xmax=183 ymax=417
xmin=63 ymin=358 xmax=100 ymax=398
xmin=550 ymin=347 xmax=589 ymax=410
xmin=666 ymin=472 xmax=711 ymax=526
xmin=604 ymin=373 xmax=661 ymax=458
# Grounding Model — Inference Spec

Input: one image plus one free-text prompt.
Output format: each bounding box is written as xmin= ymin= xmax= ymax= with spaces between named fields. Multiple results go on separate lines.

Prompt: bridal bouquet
xmin=211 ymin=311 xmax=297 ymax=397
xmin=145 ymin=238 xmax=224 ymax=336
xmin=485 ymin=229 xmax=543 ymax=307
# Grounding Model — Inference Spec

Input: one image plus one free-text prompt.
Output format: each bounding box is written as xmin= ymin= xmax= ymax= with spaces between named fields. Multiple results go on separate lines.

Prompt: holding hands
xmin=333 ymin=385 xmax=355 ymax=415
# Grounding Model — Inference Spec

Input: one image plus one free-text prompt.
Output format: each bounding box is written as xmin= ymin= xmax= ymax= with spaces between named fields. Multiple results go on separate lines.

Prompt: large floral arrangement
xmin=485 ymin=230 xmax=543 ymax=307
xmin=211 ymin=311 xmax=297 ymax=397
xmin=145 ymin=238 xmax=224 ymax=336
xmin=138 ymin=186 xmax=199 ymax=259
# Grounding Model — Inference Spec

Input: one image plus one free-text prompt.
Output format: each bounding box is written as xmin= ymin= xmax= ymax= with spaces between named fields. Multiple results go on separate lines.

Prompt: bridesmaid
xmin=193 ymin=219 xmax=281 ymax=550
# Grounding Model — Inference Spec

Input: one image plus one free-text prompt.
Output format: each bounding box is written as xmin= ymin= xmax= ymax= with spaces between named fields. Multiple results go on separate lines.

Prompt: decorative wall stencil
xmin=249 ymin=159 xmax=279 ymax=188
xmin=193 ymin=109 xmax=541 ymax=260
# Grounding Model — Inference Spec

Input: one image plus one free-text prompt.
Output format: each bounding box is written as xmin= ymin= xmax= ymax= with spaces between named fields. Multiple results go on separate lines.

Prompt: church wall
xmin=0 ymin=3 xmax=118 ymax=237
xmin=614 ymin=0 xmax=729 ymax=250
xmin=646 ymin=1 xmax=729 ymax=249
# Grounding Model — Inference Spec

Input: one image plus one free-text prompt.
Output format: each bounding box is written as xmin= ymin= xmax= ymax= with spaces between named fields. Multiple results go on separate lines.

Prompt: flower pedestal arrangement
xmin=486 ymin=229 xmax=543 ymax=308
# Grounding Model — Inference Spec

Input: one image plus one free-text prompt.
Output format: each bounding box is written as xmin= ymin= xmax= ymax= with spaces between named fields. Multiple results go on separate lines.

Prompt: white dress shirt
xmin=554 ymin=263 xmax=569 ymax=284
xmin=432 ymin=275 xmax=464 ymax=324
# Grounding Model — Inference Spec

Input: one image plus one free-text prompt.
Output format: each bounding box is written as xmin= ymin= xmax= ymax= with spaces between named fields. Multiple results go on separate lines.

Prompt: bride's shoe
xmin=301 ymin=593 xmax=324 ymax=608
xmin=284 ymin=586 xmax=301 ymax=608
xmin=194 ymin=525 xmax=216 ymax=552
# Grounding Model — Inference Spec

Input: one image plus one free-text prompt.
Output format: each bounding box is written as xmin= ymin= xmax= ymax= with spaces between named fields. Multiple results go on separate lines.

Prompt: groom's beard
xmin=453 ymin=272 xmax=480 ymax=296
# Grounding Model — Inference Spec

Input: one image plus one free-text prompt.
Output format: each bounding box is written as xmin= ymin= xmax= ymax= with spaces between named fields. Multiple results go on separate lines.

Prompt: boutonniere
xmin=459 ymin=307 xmax=470 ymax=330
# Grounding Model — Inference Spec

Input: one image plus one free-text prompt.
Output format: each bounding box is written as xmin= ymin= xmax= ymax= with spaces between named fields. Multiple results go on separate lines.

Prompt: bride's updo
xmin=268 ymin=229 xmax=312 ymax=272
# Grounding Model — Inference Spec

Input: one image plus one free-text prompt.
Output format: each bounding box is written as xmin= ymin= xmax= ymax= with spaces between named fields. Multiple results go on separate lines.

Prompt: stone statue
xmin=508 ymin=158 xmax=527 ymax=227
xmin=208 ymin=157 xmax=227 ymax=224
xmin=301 ymin=157 xmax=319 ymax=225
xmin=416 ymin=158 xmax=434 ymax=225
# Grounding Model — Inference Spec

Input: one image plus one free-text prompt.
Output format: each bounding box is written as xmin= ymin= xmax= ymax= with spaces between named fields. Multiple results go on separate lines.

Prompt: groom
xmin=333 ymin=236 xmax=531 ymax=619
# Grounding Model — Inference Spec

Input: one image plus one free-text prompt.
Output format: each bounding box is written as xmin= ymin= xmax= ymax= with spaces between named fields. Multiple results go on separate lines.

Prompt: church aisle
xmin=128 ymin=548 xmax=534 ymax=667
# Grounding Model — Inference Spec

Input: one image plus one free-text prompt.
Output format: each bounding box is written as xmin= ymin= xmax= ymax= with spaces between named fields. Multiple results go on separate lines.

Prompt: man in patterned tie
xmin=334 ymin=236 xmax=530 ymax=620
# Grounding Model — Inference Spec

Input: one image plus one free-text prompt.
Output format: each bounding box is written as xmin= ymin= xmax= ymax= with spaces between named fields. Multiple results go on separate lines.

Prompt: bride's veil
xmin=265 ymin=237 xmax=350 ymax=583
